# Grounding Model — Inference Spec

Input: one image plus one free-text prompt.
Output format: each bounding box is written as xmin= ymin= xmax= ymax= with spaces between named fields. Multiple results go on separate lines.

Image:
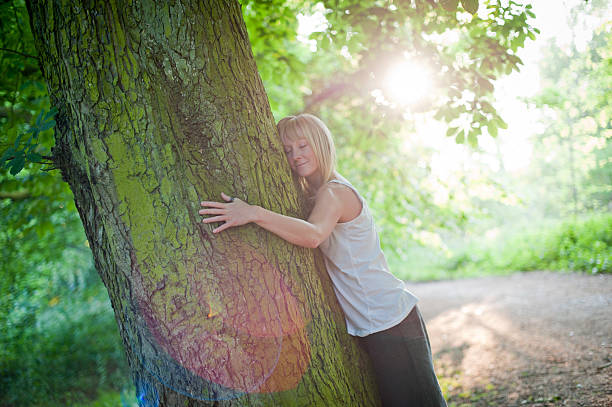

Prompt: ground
xmin=411 ymin=271 xmax=612 ymax=407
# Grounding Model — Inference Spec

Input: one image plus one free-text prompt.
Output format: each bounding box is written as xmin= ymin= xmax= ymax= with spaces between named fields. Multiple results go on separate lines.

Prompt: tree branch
xmin=0 ymin=47 xmax=39 ymax=61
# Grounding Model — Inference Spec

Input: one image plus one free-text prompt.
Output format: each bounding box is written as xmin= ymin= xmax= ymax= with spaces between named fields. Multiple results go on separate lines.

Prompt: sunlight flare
xmin=383 ymin=60 xmax=432 ymax=106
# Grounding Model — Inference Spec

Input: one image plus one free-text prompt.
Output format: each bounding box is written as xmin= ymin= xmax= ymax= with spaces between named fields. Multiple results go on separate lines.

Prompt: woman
xmin=199 ymin=113 xmax=447 ymax=406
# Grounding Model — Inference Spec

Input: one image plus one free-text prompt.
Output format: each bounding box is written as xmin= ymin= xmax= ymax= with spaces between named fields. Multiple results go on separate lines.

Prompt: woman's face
xmin=282 ymin=137 xmax=319 ymax=178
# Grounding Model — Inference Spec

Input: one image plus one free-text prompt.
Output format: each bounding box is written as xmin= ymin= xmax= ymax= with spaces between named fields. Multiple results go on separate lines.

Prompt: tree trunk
xmin=26 ymin=0 xmax=379 ymax=405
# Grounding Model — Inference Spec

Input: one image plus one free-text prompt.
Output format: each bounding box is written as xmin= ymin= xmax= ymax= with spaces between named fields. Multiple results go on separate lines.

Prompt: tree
xmin=25 ymin=0 xmax=379 ymax=405
xmin=530 ymin=10 xmax=611 ymax=215
xmin=11 ymin=0 xmax=539 ymax=404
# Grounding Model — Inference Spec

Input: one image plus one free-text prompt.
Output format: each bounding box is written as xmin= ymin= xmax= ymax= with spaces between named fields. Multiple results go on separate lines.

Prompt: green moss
xmin=187 ymin=185 xmax=199 ymax=203
xmin=105 ymin=132 xmax=155 ymax=235
xmin=214 ymin=119 xmax=223 ymax=135
xmin=127 ymin=49 xmax=139 ymax=77
xmin=86 ymin=72 xmax=100 ymax=105
xmin=163 ymin=4 xmax=172 ymax=40
xmin=177 ymin=227 xmax=188 ymax=248
xmin=102 ymin=80 xmax=114 ymax=100
xmin=142 ymin=71 xmax=151 ymax=89
xmin=163 ymin=143 xmax=175 ymax=166
xmin=109 ymin=1 xmax=126 ymax=51
xmin=160 ymin=176 xmax=172 ymax=200
xmin=162 ymin=57 xmax=175 ymax=80
xmin=90 ymin=138 xmax=108 ymax=165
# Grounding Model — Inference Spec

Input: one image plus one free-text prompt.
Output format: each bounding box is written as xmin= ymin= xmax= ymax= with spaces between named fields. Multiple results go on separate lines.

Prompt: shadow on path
xmin=407 ymin=271 xmax=612 ymax=407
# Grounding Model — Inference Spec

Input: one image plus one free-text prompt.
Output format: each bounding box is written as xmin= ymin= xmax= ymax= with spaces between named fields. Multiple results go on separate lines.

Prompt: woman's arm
xmin=199 ymin=188 xmax=344 ymax=248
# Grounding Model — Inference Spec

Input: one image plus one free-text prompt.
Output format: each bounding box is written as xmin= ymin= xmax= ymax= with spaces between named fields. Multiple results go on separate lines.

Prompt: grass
xmin=72 ymin=388 xmax=137 ymax=407
xmin=390 ymin=212 xmax=612 ymax=281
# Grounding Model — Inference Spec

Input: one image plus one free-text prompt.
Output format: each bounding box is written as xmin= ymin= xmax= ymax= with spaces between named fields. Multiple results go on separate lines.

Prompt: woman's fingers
xmin=200 ymin=200 xmax=226 ymax=208
xmin=201 ymin=215 xmax=226 ymax=224
xmin=220 ymin=192 xmax=232 ymax=202
xmin=201 ymin=213 xmax=233 ymax=233
xmin=199 ymin=208 xmax=225 ymax=215
xmin=213 ymin=221 xmax=233 ymax=233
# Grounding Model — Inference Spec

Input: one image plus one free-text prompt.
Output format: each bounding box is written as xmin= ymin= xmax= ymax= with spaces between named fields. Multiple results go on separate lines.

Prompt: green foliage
xmin=530 ymin=21 xmax=612 ymax=213
xmin=1 ymin=287 xmax=130 ymax=406
xmin=0 ymin=107 xmax=57 ymax=175
xmin=241 ymin=0 xmax=311 ymax=119
xmin=315 ymin=0 xmax=534 ymax=143
xmin=442 ymin=213 xmax=612 ymax=276
xmin=72 ymin=389 xmax=136 ymax=407
xmin=0 ymin=0 xmax=57 ymax=176
xmin=0 ymin=220 xmax=130 ymax=406
xmin=0 ymin=4 xmax=129 ymax=399
xmin=242 ymin=0 xmax=536 ymax=144
xmin=0 ymin=168 xmax=129 ymax=406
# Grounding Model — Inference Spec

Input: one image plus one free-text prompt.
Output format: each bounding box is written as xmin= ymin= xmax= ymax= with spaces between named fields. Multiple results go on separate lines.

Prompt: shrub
xmin=443 ymin=213 xmax=612 ymax=275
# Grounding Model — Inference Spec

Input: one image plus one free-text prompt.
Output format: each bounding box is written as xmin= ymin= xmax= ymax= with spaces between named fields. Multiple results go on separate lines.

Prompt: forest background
xmin=0 ymin=0 xmax=610 ymax=405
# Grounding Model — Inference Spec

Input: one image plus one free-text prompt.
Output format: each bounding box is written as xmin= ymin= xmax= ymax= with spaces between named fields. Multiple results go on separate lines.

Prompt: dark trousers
xmin=358 ymin=306 xmax=447 ymax=407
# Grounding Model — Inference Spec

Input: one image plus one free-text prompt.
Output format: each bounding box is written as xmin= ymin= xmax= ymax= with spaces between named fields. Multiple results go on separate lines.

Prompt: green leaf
xmin=14 ymin=133 xmax=23 ymax=149
xmin=480 ymin=101 xmax=495 ymax=113
xmin=446 ymin=127 xmax=459 ymax=137
xmin=440 ymin=0 xmax=459 ymax=12
xmin=9 ymin=153 xmax=26 ymax=175
xmin=39 ymin=120 xmax=56 ymax=132
xmin=468 ymin=131 xmax=478 ymax=147
xmin=24 ymin=135 xmax=35 ymax=150
xmin=0 ymin=147 xmax=16 ymax=166
xmin=35 ymin=109 xmax=45 ymax=126
xmin=488 ymin=124 xmax=498 ymax=138
xmin=461 ymin=0 xmax=479 ymax=14
xmin=44 ymin=107 xmax=58 ymax=121
xmin=26 ymin=152 xmax=42 ymax=162
xmin=477 ymin=76 xmax=494 ymax=93
xmin=455 ymin=130 xmax=465 ymax=144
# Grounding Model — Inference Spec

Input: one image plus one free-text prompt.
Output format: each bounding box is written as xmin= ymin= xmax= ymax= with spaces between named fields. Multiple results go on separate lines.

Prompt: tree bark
xmin=26 ymin=0 xmax=379 ymax=405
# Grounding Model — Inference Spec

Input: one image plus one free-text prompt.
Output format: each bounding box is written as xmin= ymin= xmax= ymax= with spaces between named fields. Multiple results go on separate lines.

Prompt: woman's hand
xmin=199 ymin=192 xmax=255 ymax=233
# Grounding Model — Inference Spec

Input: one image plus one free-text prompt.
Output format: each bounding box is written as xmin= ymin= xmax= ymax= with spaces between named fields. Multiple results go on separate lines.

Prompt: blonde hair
xmin=277 ymin=113 xmax=336 ymax=197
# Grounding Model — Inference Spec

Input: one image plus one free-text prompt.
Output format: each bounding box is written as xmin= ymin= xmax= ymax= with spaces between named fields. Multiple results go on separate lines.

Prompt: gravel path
xmin=408 ymin=271 xmax=612 ymax=407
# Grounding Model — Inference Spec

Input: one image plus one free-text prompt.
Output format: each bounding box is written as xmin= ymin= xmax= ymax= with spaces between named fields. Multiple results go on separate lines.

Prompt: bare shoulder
xmin=314 ymin=183 xmax=343 ymax=204
xmin=316 ymin=182 xmax=362 ymax=222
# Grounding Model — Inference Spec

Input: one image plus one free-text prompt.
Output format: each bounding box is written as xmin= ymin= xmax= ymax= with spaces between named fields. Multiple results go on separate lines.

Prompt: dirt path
xmin=408 ymin=271 xmax=612 ymax=407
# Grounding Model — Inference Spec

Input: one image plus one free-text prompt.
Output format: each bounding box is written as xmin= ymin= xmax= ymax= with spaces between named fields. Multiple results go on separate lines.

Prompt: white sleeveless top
xmin=318 ymin=177 xmax=418 ymax=337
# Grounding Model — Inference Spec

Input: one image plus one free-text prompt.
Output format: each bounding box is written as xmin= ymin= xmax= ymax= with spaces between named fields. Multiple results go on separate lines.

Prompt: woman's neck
xmin=307 ymin=170 xmax=339 ymax=192
xmin=307 ymin=172 xmax=324 ymax=191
